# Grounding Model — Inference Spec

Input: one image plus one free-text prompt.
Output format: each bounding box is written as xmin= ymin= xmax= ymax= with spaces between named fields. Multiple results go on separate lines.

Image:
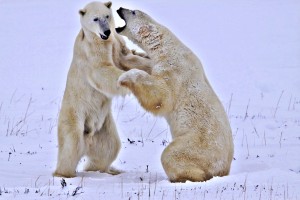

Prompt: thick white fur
xmin=117 ymin=9 xmax=234 ymax=182
xmin=53 ymin=2 xmax=151 ymax=178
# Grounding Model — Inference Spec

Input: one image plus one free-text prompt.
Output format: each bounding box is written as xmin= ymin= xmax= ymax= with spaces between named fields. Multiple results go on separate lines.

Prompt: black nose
xmin=104 ymin=30 xmax=111 ymax=37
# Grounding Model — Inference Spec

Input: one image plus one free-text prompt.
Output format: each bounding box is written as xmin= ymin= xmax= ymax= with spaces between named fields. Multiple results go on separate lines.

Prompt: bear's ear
xmin=79 ymin=8 xmax=86 ymax=16
xmin=104 ymin=1 xmax=112 ymax=9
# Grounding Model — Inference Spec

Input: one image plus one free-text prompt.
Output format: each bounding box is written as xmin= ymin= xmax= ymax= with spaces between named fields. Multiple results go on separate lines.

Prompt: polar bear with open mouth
xmin=116 ymin=7 xmax=234 ymax=182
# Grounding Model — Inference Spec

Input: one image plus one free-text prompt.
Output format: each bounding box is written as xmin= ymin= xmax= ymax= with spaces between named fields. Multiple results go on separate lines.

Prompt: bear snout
xmin=100 ymin=30 xmax=111 ymax=40
xmin=104 ymin=30 xmax=111 ymax=37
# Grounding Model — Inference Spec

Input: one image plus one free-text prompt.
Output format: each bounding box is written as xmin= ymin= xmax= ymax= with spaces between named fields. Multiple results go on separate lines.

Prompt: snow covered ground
xmin=0 ymin=0 xmax=299 ymax=199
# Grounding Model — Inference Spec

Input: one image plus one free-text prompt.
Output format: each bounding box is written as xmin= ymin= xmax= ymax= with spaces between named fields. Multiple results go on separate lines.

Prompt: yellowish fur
xmin=117 ymin=8 xmax=234 ymax=182
xmin=53 ymin=2 xmax=151 ymax=178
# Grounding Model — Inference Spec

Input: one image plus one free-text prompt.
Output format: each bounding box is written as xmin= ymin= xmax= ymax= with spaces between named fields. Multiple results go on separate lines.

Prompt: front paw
xmin=118 ymin=69 xmax=147 ymax=88
xmin=118 ymin=72 xmax=133 ymax=88
xmin=131 ymin=49 xmax=150 ymax=58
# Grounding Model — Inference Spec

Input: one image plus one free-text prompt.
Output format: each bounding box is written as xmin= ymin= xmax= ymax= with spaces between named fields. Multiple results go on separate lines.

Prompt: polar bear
xmin=116 ymin=8 xmax=234 ymax=182
xmin=53 ymin=2 xmax=152 ymax=178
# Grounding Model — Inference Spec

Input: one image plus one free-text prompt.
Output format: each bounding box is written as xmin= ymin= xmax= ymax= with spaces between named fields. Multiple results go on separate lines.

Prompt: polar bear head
xmin=116 ymin=7 xmax=162 ymax=51
xmin=79 ymin=1 xmax=115 ymax=40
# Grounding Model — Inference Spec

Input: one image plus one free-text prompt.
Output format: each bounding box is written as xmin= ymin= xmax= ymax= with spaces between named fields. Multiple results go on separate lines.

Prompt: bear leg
xmin=53 ymin=130 xmax=85 ymax=178
xmin=161 ymin=135 xmax=214 ymax=182
xmin=120 ymin=51 xmax=152 ymax=73
xmin=118 ymin=69 xmax=173 ymax=115
xmin=87 ymin=64 xmax=129 ymax=97
xmin=84 ymin=112 xmax=121 ymax=175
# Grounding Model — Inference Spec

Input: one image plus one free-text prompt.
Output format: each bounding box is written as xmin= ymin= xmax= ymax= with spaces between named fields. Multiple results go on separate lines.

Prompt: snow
xmin=0 ymin=0 xmax=299 ymax=199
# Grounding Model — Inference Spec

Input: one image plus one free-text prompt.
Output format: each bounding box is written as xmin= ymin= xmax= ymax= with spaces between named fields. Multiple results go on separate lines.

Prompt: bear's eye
xmin=132 ymin=10 xmax=136 ymax=15
xmin=93 ymin=18 xmax=99 ymax=22
xmin=106 ymin=15 xmax=110 ymax=19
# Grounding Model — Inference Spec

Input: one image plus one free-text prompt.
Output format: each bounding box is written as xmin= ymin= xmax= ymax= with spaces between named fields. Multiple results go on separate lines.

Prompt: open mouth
xmin=116 ymin=8 xmax=126 ymax=33
xmin=100 ymin=34 xmax=109 ymax=40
